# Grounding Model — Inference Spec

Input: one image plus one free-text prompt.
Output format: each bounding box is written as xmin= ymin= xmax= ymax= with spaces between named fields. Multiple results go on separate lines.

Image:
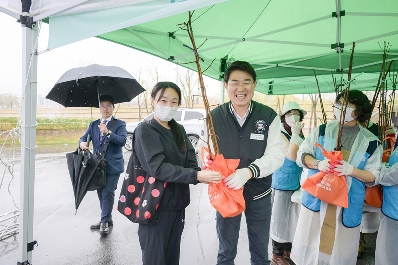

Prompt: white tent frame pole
xmin=346 ymin=12 xmax=398 ymax=17
xmin=336 ymin=0 xmax=342 ymax=72
xmin=349 ymin=56 xmax=398 ymax=70
xmin=126 ymin=28 xmax=169 ymax=57
xmin=344 ymin=30 xmax=398 ymax=46
xmin=19 ymin=22 xmax=38 ymax=264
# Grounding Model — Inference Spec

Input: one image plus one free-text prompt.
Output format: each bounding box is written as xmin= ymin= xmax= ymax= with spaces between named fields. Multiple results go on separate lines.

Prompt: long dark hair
xmin=151 ymin=82 xmax=186 ymax=153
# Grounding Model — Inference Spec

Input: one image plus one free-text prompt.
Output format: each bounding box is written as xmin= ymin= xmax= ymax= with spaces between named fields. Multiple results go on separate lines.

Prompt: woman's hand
xmin=317 ymin=159 xmax=331 ymax=172
xmin=291 ymin=121 xmax=303 ymax=135
xmin=201 ymin=155 xmax=213 ymax=170
xmin=197 ymin=169 xmax=222 ymax=184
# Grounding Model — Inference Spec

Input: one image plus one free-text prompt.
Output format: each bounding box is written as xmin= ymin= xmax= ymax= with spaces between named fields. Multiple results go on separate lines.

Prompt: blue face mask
xmin=155 ymin=104 xmax=178 ymax=122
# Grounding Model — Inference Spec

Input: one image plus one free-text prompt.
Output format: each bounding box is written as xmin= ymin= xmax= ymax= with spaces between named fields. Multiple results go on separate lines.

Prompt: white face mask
xmin=285 ymin=114 xmax=300 ymax=127
xmin=334 ymin=106 xmax=356 ymax=123
xmin=155 ymin=104 xmax=178 ymax=122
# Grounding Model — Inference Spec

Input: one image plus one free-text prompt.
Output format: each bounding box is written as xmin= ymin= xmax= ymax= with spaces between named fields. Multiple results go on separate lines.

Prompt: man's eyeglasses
xmin=100 ymin=105 xmax=113 ymax=109
xmin=227 ymin=81 xmax=254 ymax=89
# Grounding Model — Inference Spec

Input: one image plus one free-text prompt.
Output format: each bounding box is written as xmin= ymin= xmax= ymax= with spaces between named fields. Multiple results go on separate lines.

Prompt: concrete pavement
xmin=0 ymin=147 xmax=376 ymax=264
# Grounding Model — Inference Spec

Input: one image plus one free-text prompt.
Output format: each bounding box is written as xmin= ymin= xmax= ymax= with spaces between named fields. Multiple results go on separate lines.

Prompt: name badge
xmin=250 ymin=133 xmax=264 ymax=140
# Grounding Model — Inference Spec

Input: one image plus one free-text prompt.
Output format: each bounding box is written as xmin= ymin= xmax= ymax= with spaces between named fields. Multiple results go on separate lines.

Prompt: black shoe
xmin=90 ymin=220 xmax=113 ymax=230
xmin=99 ymin=222 xmax=109 ymax=236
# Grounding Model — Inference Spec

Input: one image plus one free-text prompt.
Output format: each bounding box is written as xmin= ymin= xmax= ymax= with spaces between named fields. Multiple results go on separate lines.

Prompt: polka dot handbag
xmin=117 ymin=149 xmax=166 ymax=224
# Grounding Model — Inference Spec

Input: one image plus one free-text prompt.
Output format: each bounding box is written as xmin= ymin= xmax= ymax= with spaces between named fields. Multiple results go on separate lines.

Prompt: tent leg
xmin=18 ymin=21 xmax=38 ymax=264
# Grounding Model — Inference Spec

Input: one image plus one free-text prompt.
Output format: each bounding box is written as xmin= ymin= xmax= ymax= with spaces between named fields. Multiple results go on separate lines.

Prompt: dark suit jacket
xmin=80 ymin=117 xmax=127 ymax=175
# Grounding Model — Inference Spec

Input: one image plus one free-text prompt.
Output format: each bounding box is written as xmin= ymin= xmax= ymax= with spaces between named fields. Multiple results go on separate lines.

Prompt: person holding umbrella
xmin=79 ymin=95 xmax=127 ymax=236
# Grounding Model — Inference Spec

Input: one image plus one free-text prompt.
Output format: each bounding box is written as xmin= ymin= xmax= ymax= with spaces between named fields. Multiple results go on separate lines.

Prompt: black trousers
xmin=138 ymin=209 xmax=185 ymax=265
xmin=272 ymin=240 xmax=292 ymax=256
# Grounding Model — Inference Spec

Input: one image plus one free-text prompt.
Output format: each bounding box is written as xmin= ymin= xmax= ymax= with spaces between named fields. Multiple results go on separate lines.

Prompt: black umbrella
xmin=46 ymin=64 xmax=145 ymax=107
xmin=66 ymin=148 xmax=84 ymax=201
xmin=66 ymin=146 xmax=101 ymax=211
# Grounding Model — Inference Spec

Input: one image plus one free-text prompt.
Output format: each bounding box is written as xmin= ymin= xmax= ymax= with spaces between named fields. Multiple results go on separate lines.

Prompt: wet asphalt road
xmin=0 ymin=147 xmax=376 ymax=265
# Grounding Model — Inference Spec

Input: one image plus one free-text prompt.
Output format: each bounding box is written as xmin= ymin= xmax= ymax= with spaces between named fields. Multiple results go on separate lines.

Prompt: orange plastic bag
xmin=365 ymin=134 xmax=395 ymax=208
xmin=301 ymin=144 xmax=348 ymax=208
xmin=364 ymin=185 xmax=382 ymax=208
xmin=382 ymin=135 xmax=396 ymax=162
xmin=201 ymin=147 xmax=245 ymax=218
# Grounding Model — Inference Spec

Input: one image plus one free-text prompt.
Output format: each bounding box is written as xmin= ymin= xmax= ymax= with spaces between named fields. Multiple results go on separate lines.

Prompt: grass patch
xmin=0 ymin=118 xmax=92 ymax=147
xmin=36 ymin=131 xmax=87 ymax=146
xmin=0 ymin=131 xmax=86 ymax=147
xmin=0 ymin=118 xmax=92 ymax=131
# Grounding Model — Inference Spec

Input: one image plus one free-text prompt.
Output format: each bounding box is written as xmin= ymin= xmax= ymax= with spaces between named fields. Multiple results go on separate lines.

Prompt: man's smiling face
xmin=224 ymin=70 xmax=256 ymax=110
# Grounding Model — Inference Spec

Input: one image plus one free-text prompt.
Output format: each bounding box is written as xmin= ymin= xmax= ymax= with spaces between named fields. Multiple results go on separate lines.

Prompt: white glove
xmin=225 ymin=168 xmax=250 ymax=190
xmin=290 ymin=122 xmax=304 ymax=146
xmin=291 ymin=121 xmax=302 ymax=135
xmin=317 ymin=159 xmax=331 ymax=172
xmin=334 ymin=160 xmax=354 ymax=176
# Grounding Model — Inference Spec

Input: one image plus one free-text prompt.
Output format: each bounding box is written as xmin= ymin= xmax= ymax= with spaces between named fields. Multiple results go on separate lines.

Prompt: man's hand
xmin=225 ymin=168 xmax=251 ymax=190
xmin=98 ymin=123 xmax=109 ymax=135
xmin=80 ymin=142 xmax=89 ymax=151
xmin=334 ymin=160 xmax=354 ymax=176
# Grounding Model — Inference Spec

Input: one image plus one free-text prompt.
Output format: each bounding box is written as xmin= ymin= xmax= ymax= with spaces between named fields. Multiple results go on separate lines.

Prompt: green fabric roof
xmin=95 ymin=0 xmax=398 ymax=94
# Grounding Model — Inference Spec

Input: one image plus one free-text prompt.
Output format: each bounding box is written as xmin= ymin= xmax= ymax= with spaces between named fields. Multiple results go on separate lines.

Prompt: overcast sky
xmin=0 ymin=12 xmax=221 ymax=98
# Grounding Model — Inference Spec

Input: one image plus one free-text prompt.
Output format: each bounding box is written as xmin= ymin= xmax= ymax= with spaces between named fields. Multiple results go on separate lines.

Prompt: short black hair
xmin=335 ymin=90 xmax=372 ymax=123
xmin=223 ymin=61 xmax=256 ymax=83
xmin=99 ymin=95 xmax=115 ymax=106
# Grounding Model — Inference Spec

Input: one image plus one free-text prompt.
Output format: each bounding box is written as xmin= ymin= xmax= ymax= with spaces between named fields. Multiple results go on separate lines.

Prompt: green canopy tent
xmin=47 ymin=0 xmax=398 ymax=95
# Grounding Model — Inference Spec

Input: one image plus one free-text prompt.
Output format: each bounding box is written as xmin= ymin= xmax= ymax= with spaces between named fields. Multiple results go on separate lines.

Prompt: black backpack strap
xmin=102 ymin=119 xmax=117 ymax=156
xmin=366 ymin=139 xmax=380 ymax=157
xmin=319 ymin=123 xmax=327 ymax=137
xmin=281 ymin=131 xmax=290 ymax=140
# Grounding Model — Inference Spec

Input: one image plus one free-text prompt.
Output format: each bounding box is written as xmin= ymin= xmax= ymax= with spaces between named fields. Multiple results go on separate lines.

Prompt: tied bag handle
xmin=314 ymin=143 xmax=342 ymax=172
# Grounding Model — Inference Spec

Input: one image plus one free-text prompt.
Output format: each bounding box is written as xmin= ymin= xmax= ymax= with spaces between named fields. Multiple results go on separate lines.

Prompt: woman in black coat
xmin=133 ymin=81 xmax=222 ymax=265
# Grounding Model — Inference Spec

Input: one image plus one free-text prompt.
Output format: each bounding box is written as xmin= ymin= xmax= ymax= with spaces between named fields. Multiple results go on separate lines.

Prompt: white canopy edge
xmin=0 ymin=0 xmax=154 ymax=18
xmin=0 ymin=3 xmax=20 ymax=19
xmin=47 ymin=0 xmax=226 ymax=50
xmin=34 ymin=0 xmax=155 ymax=21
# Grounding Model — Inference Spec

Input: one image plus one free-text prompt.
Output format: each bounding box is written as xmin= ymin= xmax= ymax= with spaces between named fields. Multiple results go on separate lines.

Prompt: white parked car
xmin=124 ymin=108 xmax=206 ymax=151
